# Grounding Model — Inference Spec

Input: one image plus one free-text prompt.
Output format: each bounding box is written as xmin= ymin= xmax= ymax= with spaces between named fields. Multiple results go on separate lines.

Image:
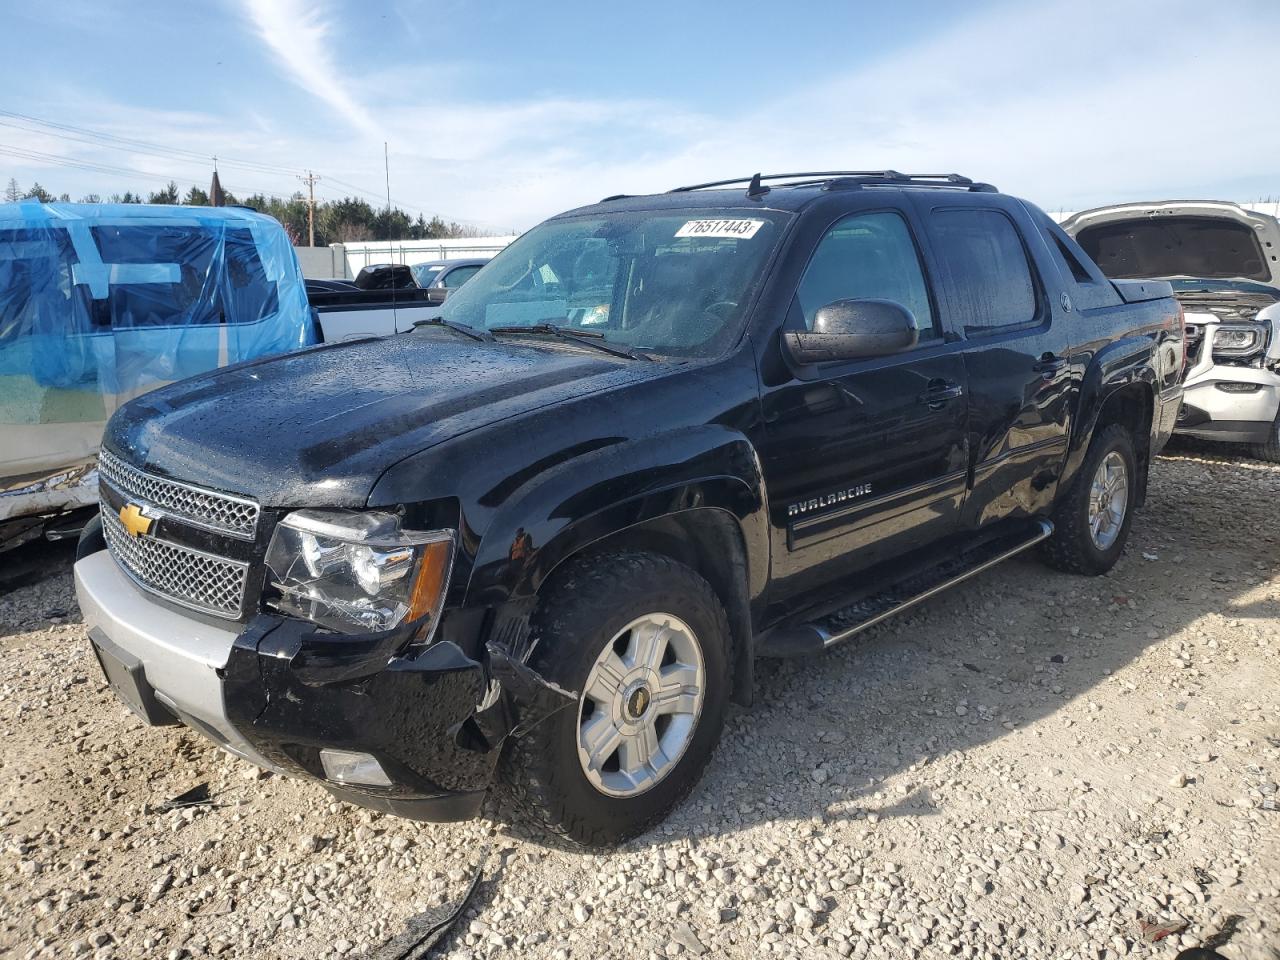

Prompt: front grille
xmin=102 ymin=507 xmax=249 ymax=617
xmin=98 ymin=448 xmax=260 ymax=540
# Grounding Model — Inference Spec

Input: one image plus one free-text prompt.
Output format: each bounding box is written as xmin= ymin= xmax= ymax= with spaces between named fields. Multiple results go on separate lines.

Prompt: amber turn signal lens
xmin=406 ymin=536 xmax=454 ymax=636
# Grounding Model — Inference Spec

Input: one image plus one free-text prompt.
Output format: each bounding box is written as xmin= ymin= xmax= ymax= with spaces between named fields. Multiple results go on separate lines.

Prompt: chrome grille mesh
xmin=98 ymin=449 xmax=260 ymax=539
xmin=102 ymin=508 xmax=248 ymax=617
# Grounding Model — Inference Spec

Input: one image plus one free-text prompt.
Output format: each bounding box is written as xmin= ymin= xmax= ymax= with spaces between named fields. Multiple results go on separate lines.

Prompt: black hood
xmin=104 ymin=332 xmax=664 ymax=506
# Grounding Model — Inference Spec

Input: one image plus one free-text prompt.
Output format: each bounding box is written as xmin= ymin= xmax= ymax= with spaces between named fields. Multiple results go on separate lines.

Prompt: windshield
xmin=438 ymin=208 xmax=789 ymax=357
xmin=1076 ymin=216 xmax=1270 ymax=281
xmin=412 ymin=263 xmax=445 ymax=286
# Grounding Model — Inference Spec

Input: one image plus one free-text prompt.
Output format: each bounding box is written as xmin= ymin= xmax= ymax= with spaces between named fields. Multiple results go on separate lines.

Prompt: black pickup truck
xmin=74 ymin=171 xmax=1184 ymax=847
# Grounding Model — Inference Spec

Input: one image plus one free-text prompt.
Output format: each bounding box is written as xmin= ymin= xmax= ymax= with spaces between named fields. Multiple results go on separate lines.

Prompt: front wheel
xmin=1041 ymin=423 xmax=1137 ymax=575
xmin=1248 ymin=410 xmax=1280 ymax=463
xmin=500 ymin=552 xmax=731 ymax=847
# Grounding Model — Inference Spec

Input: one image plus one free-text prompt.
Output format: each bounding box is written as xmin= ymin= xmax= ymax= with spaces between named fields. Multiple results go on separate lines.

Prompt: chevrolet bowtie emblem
xmin=118 ymin=503 xmax=155 ymax=539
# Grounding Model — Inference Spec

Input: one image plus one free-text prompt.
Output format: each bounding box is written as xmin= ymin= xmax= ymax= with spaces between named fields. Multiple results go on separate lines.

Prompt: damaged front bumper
xmin=74 ymin=549 xmax=573 ymax=822
xmin=1176 ymin=364 xmax=1280 ymax=444
xmin=1176 ymin=314 xmax=1280 ymax=444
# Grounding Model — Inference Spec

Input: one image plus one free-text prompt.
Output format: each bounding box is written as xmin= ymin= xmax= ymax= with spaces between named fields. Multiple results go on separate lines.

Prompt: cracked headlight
xmin=265 ymin=509 xmax=454 ymax=636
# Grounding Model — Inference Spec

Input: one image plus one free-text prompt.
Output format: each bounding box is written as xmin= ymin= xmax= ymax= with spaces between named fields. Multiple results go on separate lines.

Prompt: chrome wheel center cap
xmin=624 ymin=682 xmax=652 ymax=719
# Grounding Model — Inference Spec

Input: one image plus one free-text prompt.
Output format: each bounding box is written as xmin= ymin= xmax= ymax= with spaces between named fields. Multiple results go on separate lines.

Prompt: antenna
xmin=384 ymin=142 xmax=398 ymax=309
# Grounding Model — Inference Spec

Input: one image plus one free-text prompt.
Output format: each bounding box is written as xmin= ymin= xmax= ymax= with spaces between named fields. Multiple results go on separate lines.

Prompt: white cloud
xmin=238 ymin=0 xmax=379 ymax=139
xmin=10 ymin=0 xmax=1278 ymax=229
xmin=339 ymin=0 xmax=1280 ymax=226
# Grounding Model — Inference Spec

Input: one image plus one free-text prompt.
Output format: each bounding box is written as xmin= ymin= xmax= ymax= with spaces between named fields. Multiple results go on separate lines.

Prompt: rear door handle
xmin=1033 ymin=354 xmax=1068 ymax=378
xmin=918 ymin=380 xmax=964 ymax=407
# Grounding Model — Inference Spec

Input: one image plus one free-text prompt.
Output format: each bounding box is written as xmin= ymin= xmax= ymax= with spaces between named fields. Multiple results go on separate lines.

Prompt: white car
xmin=1063 ymin=201 xmax=1280 ymax=461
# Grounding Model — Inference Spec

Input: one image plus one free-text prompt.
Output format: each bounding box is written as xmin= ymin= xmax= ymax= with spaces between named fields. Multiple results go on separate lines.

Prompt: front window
xmin=795 ymin=211 xmax=937 ymax=340
xmin=438 ymin=209 xmax=790 ymax=358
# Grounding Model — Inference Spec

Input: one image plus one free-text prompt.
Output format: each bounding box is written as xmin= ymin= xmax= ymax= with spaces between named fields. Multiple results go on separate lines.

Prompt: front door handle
xmin=1033 ymin=354 xmax=1068 ymax=378
xmin=918 ymin=379 xmax=964 ymax=407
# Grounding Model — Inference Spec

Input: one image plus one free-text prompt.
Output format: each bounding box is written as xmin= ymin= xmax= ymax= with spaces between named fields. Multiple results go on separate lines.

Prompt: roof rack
xmin=667 ymin=171 xmax=998 ymax=196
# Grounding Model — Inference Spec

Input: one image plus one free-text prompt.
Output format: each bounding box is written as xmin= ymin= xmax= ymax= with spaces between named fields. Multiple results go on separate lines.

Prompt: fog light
xmin=319 ymin=749 xmax=392 ymax=787
xmin=1215 ymin=382 xmax=1262 ymax=393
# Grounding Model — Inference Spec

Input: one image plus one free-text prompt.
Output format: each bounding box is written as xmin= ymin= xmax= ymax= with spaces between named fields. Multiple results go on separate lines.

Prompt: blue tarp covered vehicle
xmin=0 ymin=201 xmax=316 ymax=548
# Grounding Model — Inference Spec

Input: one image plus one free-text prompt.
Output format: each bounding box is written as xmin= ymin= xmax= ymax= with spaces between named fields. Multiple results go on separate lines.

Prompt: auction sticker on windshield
xmin=675 ymin=219 xmax=765 ymax=240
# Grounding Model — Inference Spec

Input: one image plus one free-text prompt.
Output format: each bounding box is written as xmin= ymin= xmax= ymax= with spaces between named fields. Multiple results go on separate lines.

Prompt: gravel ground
xmin=2 ymin=447 xmax=1278 ymax=960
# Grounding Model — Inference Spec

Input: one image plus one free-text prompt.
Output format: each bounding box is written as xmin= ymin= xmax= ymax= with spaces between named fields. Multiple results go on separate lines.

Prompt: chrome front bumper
xmin=74 ymin=549 xmax=279 ymax=770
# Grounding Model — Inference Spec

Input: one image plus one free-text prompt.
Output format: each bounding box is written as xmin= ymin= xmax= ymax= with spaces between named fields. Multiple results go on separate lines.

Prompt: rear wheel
xmin=1041 ymin=424 xmax=1137 ymax=575
xmin=501 ymin=552 xmax=730 ymax=848
xmin=1248 ymin=410 xmax=1280 ymax=463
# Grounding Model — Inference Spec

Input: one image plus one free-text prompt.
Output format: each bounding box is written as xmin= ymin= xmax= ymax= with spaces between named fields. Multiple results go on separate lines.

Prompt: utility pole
xmin=298 ymin=170 xmax=320 ymax=246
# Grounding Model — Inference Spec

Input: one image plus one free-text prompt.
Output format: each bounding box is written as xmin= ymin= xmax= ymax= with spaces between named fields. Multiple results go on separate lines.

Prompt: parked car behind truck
xmin=75 ymin=170 xmax=1184 ymax=846
xmin=0 ymin=201 xmax=315 ymax=551
xmin=411 ymin=257 xmax=489 ymax=291
xmin=1063 ymin=201 xmax=1280 ymax=460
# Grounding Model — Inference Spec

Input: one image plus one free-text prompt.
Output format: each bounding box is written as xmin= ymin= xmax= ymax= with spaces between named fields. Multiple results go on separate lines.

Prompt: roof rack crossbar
xmin=668 ymin=171 xmax=997 ymax=194
xmin=670 ymin=171 xmax=899 ymax=193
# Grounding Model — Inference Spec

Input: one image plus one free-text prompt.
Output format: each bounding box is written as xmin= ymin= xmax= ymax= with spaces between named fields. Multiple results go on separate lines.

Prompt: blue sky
xmin=4 ymin=0 xmax=1278 ymax=231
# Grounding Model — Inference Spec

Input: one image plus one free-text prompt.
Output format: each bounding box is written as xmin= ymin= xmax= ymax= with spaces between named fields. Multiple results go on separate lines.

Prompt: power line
xmin=0 ymin=108 xmax=304 ymax=178
xmin=0 ymin=143 xmax=294 ymax=199
xmin=1 ymin=108 xmax=440 ymax=217
xmin=0 ymin=109 xmax=486 ymax=228
xmin=0 ymin=117 xmax=300 ymax=183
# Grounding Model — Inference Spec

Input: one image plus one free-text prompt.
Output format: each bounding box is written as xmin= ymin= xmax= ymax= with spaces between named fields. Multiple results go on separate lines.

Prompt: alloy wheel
xmin=576 ymin=613 xmax=705 ymax=798
xmin=1088 ymin=450 xmax=1129 ymax=550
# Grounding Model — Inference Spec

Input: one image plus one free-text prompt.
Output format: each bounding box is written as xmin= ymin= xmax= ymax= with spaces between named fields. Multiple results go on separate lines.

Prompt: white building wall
xmin=337 ymin=237 xmax=518 ymax=278
xmin=291 ymin=236 xmax=518 ymax=279
xmin=292 ymin=245 xmax=342 ymax=278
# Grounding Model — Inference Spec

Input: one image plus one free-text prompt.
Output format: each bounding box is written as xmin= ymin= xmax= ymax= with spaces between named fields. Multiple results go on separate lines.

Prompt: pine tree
xmin=24 ymin=182 xmax=55 ymax=202
xmin=148 ymin=181 xmax=180 ymax=204
xmin=3 ymin=178 xmax=20 ymax=202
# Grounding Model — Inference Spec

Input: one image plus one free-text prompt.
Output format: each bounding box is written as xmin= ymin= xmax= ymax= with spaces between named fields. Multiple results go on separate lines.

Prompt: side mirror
xmin=783 ymin=298 xmax=919 ymax=364
xmin=424 ymin=287 xmax=450 ymax=305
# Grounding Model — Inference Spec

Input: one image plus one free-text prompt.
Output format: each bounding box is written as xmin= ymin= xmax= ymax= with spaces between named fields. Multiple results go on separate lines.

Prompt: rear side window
xmin=795 ymin=211 xmax=936 ymax=340
xmin=1052 ymin=233 xmax=1092 ymax=283
xmin=1033 ymin=211 xmax=1120 ymax=310
xmin=929 ymin=209 xmax=1038 ymax=334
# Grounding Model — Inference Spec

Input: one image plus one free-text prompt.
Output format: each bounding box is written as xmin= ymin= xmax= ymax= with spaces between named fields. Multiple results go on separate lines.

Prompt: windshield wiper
xmin=412 ymin=316 xmax=494 ymax=342
xmin=487 ymin=322 xmax=652 ymax=361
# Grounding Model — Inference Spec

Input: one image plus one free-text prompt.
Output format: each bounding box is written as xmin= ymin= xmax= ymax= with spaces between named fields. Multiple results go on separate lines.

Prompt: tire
xmin=76 ymin=512 xmax=105 ymax=562
xmin=1041 ymin=423 xmax=1137 ymax=576
xmin=500 ymin=551 xmax=731 ymax=848
xmin=1247 ymin=411 xmax=1280 ymax=463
